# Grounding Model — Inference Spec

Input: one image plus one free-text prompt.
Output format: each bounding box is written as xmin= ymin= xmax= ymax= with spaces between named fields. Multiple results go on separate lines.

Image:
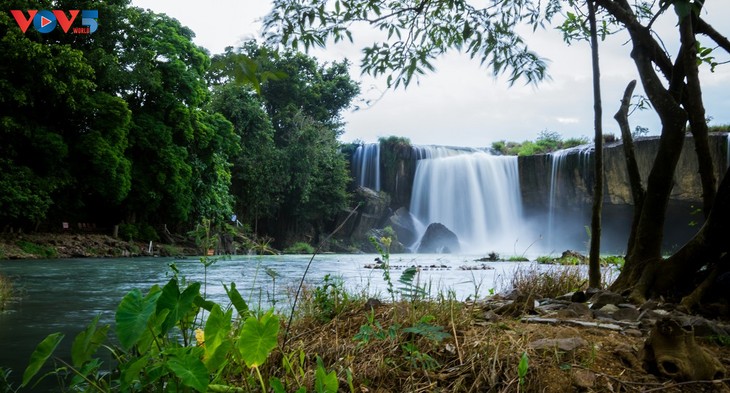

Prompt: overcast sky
xmin=132 ymin=0 xmax=730 ymax=148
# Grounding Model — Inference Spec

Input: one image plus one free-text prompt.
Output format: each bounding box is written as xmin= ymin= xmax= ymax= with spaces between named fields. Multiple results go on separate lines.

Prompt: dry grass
xmin=267 ymin=294 xmax=730 ymax=393
xmin=504 ymin=264 xmax=618 ymax=299
xmin=0 ymin=273 xmax=12 ymax=311
xmin=254 ymin=266 xmax=727 ymax=393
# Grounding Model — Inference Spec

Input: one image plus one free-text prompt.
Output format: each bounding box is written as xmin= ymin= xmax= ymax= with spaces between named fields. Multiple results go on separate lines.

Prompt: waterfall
xmin=410 ymin=150 xmax=526 ymax=253
xmin=547 ymin=150 xmax=570 ymax=251
xmin=351 ymin=143 xmax=381 ymax=191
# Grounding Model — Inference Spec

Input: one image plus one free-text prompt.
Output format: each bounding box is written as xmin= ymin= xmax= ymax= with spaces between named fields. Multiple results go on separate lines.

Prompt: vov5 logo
xmin=10 ymin=10 xmax=98 ymax=34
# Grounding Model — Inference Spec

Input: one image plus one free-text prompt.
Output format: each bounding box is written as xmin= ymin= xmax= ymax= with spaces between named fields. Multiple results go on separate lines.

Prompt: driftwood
xmin=642 ymin=318 xmax=725 ymax=381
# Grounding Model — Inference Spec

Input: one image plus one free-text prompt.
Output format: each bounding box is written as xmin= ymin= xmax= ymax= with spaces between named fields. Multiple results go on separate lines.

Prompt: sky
xmin=131 ymin=0 xmax=730 ymax=148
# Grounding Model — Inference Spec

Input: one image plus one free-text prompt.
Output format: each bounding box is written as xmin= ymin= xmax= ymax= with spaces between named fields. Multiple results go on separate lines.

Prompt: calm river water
xmin=0 ymin=254 xmax=527 ymax=390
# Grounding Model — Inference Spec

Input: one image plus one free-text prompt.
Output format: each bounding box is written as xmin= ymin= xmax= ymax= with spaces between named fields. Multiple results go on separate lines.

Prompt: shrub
xmin=507 ymin=264 xmax=587 ymax=298
xmin=16 ymin=240 xmax=57 ymax=258
xmin=283 ymin=241 xmax=315 ymax=254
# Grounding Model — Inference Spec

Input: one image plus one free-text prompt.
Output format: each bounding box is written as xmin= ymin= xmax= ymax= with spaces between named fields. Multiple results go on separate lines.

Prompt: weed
xmin=507 ymin=264 xmax=587 ymax=298
xmin=284 ymin=242 xmax=315 ymax=254
xmin=15 ymin=240 xmax=57 ymax=258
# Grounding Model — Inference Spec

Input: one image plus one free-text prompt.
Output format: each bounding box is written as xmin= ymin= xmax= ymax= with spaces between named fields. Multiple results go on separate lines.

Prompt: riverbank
xmin=0 ymin=233 xmax=197 ymax=259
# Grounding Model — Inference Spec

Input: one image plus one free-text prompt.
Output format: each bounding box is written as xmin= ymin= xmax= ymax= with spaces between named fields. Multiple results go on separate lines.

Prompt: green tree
xmin=2 ymin=2 xmax=133 ymax=229
xmin=209 ymin=84 xmax=284 ymax=230
xmin=263 ymin=0 xmax=730 ymax=305
xmin=212 ymin=42 xmax=358 ymax=244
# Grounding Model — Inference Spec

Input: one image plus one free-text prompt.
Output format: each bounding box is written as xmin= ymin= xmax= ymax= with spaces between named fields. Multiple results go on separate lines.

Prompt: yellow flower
xmin=194 ymin=328 xmax=205 ymax=346
xmin=380 ymin=236 xmax=392 ymax=248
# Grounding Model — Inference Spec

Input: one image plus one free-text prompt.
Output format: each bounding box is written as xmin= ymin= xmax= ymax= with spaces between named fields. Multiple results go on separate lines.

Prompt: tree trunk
xmin=613 ymin=80 xmax=645 ymax=255
xmin=587 ymin=0 xmax=603 ymax=289
xmin=681 ymin=12 xmax=716 ymax=218
xmin=605 ymin=0 xmax=688 ymax=298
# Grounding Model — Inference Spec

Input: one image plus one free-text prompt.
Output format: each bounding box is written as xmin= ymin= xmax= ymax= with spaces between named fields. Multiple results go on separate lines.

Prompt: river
xmin=0 ymin=253 xmax=527 ymax=390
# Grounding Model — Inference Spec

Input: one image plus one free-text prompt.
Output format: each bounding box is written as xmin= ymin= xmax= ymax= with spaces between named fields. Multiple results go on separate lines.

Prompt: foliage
xmin=263 ymin=0 xmax=552 ymax=88
xmin=492 ymin=131 xmax=589 ymax=156
xmin=15 ymin=240 xmax=57 ymax=258
xmin=311 ymin=274 xmax=350 ymax=321
xmin=284 ymin=242 xmax=316 ymax=254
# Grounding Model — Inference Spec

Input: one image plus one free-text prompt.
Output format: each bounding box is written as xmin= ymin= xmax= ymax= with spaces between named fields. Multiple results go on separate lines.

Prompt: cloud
xmin=131 ymin=0 xmax=730 ymax=147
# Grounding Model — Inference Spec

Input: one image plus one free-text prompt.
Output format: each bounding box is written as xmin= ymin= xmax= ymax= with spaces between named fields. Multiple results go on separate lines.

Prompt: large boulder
xmin=417 ymin=223 xmax=460 ymax=253
xmin=387 ymin=207 xmax=419 ymax=247
xmin=340 ymin=187 xmax=391 ymax=241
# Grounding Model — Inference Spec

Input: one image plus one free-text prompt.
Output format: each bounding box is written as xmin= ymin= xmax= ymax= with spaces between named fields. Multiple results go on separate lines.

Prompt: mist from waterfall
xmin=352 ymin=143 xmax=381 ymax=191
xmin=410 ymin=150 xmax=529 ymax=253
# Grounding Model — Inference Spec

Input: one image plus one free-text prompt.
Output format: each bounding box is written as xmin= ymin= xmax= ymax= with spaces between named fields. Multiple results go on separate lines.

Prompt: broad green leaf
xmin=71 ymin=315 xmax=110 ymax=367
xmin=120 ymin=354 xmax=150 ymax=391
xmin=204 ymin=304 xmax=233 ymax=372
xmin=116 ymin=288 xmax=161 ymax=350
xmin=156 ymin=279 xmax=201 ymax=334
xmin=314 ymin=357 xmax=338 ymax=393
xmin=270 ymin=377 xmax=286 ymax=393
xmin=166 ymin=353 xmax=209 ymax=392
xmin=22 ymin=332 xmax=64 ymax=387
xmin=224 ymin=282 xmax=249 ymax=317
xmin=238 ymin=312 xmax=280 ymax=368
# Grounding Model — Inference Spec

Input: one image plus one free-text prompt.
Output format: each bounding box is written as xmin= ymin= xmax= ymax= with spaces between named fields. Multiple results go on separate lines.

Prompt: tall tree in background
xmin=263 ymin=0 xmax=730 ymax=305
xmin=211 ymin=43 xmax=359 ymax=243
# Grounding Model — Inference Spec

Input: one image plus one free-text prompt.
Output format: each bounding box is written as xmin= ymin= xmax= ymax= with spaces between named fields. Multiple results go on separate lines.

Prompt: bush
xmin=283 ymin=241 xmax=315 ymax=254
xmin=118 ymin=223 xmax=159 ymax=242
xmin=16 ymin=240 xmax=57 ymax=258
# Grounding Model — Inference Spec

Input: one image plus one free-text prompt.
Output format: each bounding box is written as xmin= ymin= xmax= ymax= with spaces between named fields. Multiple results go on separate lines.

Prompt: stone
xmin=387 ymin=207 xmax=419 ymax=247
xmin=613 ymin=307 xmax=640 ymax=322
xmin=589 ymin=290 xmax=624 ymax=309
xmin=572 ymin=368 xmax=596 ymax=389
xmin=416 ymin=223 xmax=461 ymax=253
xmin=529 ymin=337 xmax=588 ymax=352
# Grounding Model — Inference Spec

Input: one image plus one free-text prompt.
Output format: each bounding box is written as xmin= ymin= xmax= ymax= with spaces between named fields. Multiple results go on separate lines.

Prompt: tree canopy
xmin=0 ymin=0 xmax=359 ymax=247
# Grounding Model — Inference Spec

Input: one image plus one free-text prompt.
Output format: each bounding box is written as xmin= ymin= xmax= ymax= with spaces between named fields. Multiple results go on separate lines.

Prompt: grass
xmin=15 ymin=240 xmax=57 ymax=258
xmin=0 ymin=274 xmax=12 ymax=311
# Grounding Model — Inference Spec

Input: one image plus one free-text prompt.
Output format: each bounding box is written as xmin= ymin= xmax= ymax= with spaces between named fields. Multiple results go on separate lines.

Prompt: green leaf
xmin=22 ymin=332 xmax=64 ymax=387
xmin=156 ymin=278 xmax=201 ymax=334
xmin=518 ymin=351 xmax=529 ymax=385
xmin=167 ymin=353 xmax=209 ymax=392
xmin=71 ymin=315 xmax=110 ymax=367
xmin=224 ymin=282 xmax=249 ymax=317
xmin=270 ymin=377 xmax=286 ymax=393
xmin=314 ymin=356 xmax=338 ymax=393
xmin=116 ymin=288 xmax=161 ymax=350
xmin=238 ymin=311 xmax=280 ymax=368
xmin=120 ymin=354 xmax=150 ymax=391
xmin=402 ymin=321 xmax=451 ymax=343
xmin=204 ymin=304 xmax=233 ymax=372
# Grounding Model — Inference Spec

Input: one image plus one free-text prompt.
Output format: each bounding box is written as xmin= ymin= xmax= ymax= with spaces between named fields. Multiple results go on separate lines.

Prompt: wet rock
xmin=387 ymin=207 xmax=419 ymax=247
xmin=416 ymin=223 xmax=460 ymax=254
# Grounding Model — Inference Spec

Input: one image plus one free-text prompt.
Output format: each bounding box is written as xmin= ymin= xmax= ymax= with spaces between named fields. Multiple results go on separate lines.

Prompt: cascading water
xmin=547 ymin=149 xmax=570 ymax=251
xmin=351 ymin=143 xmax=381 ymax=191
xmin=410 ymin=150 xmax=527 ymax=253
